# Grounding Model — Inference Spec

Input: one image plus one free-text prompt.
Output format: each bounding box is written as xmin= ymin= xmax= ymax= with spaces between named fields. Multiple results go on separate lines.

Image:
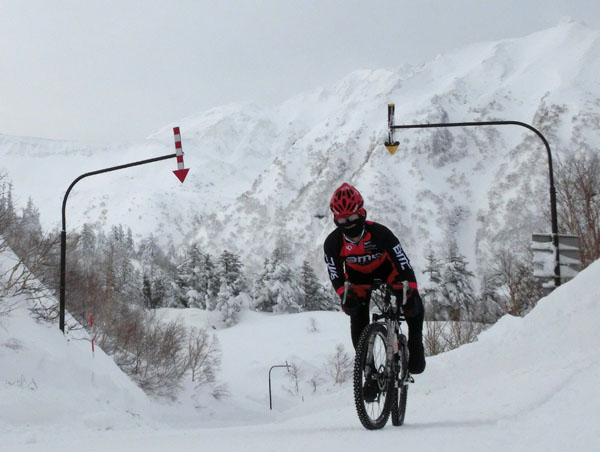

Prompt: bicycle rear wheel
xmin=353 ymin=323 xmax=395 ymax=430
xmin=391 ymin=343 xmax=408 ymax=426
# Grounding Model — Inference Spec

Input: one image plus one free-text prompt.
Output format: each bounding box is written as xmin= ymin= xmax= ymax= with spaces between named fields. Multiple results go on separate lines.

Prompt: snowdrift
xmin=412 ymin=258 xmax=600 ymax=450
xmin=0 ymin=247 xmax=152 ymax=440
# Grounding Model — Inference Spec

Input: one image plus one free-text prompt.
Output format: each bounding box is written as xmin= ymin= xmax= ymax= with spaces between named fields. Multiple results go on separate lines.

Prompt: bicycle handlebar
xmin=344 ymin=280 xmax=410 ymax=306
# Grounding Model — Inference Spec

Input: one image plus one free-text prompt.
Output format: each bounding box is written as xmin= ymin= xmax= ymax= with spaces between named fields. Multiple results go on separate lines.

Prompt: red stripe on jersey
xmin=346 ymin=258 xmax=385 ymax=274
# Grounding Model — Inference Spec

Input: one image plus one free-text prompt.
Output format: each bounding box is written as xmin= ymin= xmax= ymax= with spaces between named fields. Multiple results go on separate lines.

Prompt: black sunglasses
xmin=336 ymin=213 xmax=360 ymax=225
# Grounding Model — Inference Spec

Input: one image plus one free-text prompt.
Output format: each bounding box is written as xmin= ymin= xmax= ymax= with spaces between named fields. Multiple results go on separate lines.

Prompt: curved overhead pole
xmin=385 ymin=104 xmax=561 ymax=288
xmin=268 ymin=362 xmax=290 ymax=410
xmin=59 ymin=153 xmax=178 ymax=332
xmin=59 ymin=127 xmax=190 ymax=332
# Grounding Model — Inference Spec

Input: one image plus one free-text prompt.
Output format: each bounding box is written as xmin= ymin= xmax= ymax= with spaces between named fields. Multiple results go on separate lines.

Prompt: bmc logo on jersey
xmin=346 ymin=253 xmax=383 ymax=265
xmin=324 ymin=256 xmax=339 ymax=280
xmin=392 ymin=244 xmax=412 ymax=270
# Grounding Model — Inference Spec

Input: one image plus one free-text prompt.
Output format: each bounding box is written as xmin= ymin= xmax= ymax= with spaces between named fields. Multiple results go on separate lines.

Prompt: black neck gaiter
xmin=339 ymin=216 xmax=365 ymax=239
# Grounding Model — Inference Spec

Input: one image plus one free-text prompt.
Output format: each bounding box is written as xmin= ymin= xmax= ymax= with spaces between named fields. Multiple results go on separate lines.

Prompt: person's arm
xmin=323 ymin=233 xmax=346 ymax=296
xmin=376 ymin=223 xmax=418 ymax=290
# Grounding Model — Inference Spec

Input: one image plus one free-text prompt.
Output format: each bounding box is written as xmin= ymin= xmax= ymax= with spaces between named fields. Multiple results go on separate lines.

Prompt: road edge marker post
xmin=173 ymin=127 xmax=190 ymax=183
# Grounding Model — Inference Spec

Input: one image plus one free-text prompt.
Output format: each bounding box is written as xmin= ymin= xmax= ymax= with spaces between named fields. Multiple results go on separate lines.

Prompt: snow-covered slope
xmin=2 ymin=239 xmax=600 ymax=450
xmin=0 ymin=295 xmax=152 ymax=433
xmin=1 ymin=20 xmax=600 ymax=281
xmin=0 ymin=245 xmax=152 ymax=442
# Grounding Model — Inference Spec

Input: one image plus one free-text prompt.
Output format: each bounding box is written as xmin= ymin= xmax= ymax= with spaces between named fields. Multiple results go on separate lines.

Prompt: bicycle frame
xmin=342 ymin=278 xmax=409 ymax=381
xmin=369 ymin=281 xmax=407 ymax=380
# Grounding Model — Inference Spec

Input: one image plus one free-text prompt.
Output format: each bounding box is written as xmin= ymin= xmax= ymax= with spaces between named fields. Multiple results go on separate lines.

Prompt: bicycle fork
xmin=385 ymin=319 xmax=399 ymax=378
xmin=388 ymin=320 xmax=412 ymax=386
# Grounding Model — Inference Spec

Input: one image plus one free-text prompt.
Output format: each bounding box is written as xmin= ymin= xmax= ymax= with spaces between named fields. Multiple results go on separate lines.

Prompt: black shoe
xmin=408 ymin=340 xmax=426 ymax=374
xmin=362 ymin=376 xmax=379 ymax=403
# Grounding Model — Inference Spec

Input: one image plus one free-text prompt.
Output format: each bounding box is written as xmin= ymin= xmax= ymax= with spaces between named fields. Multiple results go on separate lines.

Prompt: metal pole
xmin=268 ymin=362 xmax=290 ymax=410
xmin=59 ymin=153 xmax=177 ymax=332
xmin=390 ymin=119 xmax=561 ymax=287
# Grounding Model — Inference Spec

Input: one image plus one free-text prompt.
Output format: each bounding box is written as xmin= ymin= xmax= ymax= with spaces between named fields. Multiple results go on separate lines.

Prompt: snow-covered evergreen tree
xmin=0 ymin=181 xmax=15 ymax=233
xmin=439 ymin=240 xmax=477 ymax=320
xmin=214 ymin=281 xmax=242 ymax=326
xmin=151 ymin=274 xmax=169 ymax=309
xmin=421 ymin=246 xmax=445 ymax=319
xmin=300 ymin=260 xmax=336 ymax=311
xmin=142 ymin=273 xmax=154 ymax=309
xmin=20 ymin=197 xmax=42 ymax=239
xmin=106 ymin=225 xmax=139 ymax=302
xmin=253 ymin=258 xmax=276 ymax=312
xmin=271 ymin=261 xmax=302 ymax=313
xmin=272 ymin=235 xmax=293 ymax=263
xmin=253 ymin=252 xmax=303 ymax=313
xmin=477 ymin=272 xmax=504 ymax=322
xmin=204 ymin=253 xmax=221 ymax=309
xmin=80 ymin=223 xmax=96 ymax=254
xmin=175 ymin=243 xmax=207 ymax=308
xmin=218 ymin=250 xmax=247 ymax=296
xmin=138 ymin=234 xmax=167 ymax=267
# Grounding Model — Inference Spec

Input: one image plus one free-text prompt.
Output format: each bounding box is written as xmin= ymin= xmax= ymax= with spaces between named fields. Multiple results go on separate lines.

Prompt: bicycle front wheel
xmin=391 ymin=343 xmax=408 ymax=426
xmin=353 ymin=323 xmax=395 ymax=430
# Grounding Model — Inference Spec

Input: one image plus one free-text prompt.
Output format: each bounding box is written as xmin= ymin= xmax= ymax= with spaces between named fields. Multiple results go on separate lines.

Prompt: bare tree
xmin=306 ymin=317 xmax=319 ymax=333
xmin=424 ymin=318 xmax=488 ymax=356
xmin=187 ymin=326 xmax=221 ymax=386
xmin=327 ymin=344 xmax=353 ymax=384
xmin=1 ymin=231 xmax=58 ymax=321
xmin=556 ymin=150 xmax=600 ymax=268
xmin=424 ymin=320 xmax=446 ymax=356
xmin=308 ymin=373 xmax=326 ymax=393
xmin=96 ymin=306 xmax=189 ymax=399
xmin=131 ymin=315 xmax=189 ymax=399
xmin=491 ymin=248 xmax=542 ymax=316
xmin=1 ymin=235 xmax=58 ymax=298
xmin=286 ymin=362 xmax=303 ymax=396
xmin=443 ymin=317 xmax=485 ymax=351
xmin=0 ymin=176 xmax=60 ymax=314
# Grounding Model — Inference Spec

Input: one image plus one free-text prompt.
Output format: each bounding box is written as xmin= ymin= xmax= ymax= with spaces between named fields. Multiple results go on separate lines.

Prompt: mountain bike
xmin=345 ymin=279 xmax=413 ymax=430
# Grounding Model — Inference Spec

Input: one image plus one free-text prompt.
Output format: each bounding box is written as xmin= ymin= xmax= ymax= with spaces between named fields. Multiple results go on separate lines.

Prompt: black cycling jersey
xmin=323 ymin=221 xmax=417 ymax=296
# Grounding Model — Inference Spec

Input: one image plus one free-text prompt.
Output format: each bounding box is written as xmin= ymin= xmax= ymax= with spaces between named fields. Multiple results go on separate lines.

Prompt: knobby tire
xmin=353 ymin=323 xmax=395 ymax=430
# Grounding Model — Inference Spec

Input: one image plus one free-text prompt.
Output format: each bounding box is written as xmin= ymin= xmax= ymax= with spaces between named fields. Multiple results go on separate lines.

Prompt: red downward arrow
xmin=173 ymin=168 xmax=190 ymax=183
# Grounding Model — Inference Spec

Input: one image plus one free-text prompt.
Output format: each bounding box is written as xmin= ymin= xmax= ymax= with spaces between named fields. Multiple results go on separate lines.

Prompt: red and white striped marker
xmin=173 ymin=126 xmax=190 ymax=183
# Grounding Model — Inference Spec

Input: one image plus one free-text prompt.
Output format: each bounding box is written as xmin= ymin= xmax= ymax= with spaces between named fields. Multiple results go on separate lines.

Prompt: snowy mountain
xmin=2 ymin=243 xmax=600 ymax=450
xmin=1 ymin=19 xmax=600 ymax=283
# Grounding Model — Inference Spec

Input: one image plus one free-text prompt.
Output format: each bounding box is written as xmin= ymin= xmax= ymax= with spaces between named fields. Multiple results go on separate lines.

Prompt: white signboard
xmin=532 ymin=234 xmax=581 ymax=283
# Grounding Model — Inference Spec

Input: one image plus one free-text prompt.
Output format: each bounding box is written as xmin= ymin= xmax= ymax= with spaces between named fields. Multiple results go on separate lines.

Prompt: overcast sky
xmin=1 ymin=0 xmax=600 ymax=143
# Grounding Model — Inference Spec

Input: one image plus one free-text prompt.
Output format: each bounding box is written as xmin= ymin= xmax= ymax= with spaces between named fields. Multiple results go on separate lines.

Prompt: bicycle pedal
xmin=401 ymin=375 xmax=414 ymax=386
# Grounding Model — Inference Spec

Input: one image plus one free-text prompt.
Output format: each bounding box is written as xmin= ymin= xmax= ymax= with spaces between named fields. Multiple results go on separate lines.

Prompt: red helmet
xmin=330 ymin=183 xmax=365 ymax=220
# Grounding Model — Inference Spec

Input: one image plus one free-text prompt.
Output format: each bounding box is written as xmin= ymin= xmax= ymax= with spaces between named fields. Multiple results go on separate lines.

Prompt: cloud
xmin=1 ymin=0 xmax=598 ymax=142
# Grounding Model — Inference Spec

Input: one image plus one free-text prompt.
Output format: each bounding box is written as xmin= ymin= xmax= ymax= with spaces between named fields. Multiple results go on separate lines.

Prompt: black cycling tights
xmin=349 ymin=294 xmax=424 ymax=350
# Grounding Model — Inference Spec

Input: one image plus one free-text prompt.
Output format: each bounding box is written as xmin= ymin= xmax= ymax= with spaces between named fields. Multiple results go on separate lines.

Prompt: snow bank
xmin=0 ymin=247 xmax=153 ymax=442
xmin=413 ymin=258 xmax=600 ymax=450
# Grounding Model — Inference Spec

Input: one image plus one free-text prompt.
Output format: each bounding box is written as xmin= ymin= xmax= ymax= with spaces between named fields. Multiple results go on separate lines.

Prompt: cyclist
xmin=323 ymin=182 xmax=425 ymax=375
